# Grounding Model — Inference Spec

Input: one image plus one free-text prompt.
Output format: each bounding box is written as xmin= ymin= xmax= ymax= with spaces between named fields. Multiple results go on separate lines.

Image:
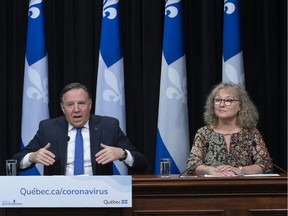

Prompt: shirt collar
xmin=68 ymin=121 xmax=89 ymax=131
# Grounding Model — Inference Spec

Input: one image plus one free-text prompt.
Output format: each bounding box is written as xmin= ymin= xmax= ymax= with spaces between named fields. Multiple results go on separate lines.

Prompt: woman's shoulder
xmin=240 ymin=127 xmax=263 ymax=141
xmin=242 ymin=127 xmax=261 ymax=134
xmin=196 ymin=125 xmax=213 ymax=134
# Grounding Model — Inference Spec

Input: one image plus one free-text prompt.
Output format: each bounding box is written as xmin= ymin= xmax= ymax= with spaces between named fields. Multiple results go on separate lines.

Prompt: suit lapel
xmin=89 ymin=115 xmax=101 ymax=174
xmin=57 ymin=117 xmax=69 ymax=174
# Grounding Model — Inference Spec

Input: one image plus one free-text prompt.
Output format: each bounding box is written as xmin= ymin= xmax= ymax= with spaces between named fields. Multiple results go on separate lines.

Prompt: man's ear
xmin=60 ymin=103 xmax=65 ymax=113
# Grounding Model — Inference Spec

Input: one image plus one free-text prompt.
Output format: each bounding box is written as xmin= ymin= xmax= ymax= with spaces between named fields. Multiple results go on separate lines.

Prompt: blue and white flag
xmin=155 ymin=0 xmax=190 ymax=174
xmin=95 ymin=0 xmax=127 ymax=175
xmin=20 ymin=0 xmax=49 ymax=175
xmin=222 ymin=0 xmax=245 ymax=86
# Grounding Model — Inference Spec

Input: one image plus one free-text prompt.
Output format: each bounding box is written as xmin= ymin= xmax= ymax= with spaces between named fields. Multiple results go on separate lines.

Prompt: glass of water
xmin=160 ymin=158 xmax=170 ymax=177
xmin=6 ymin=159 xmax=17 ymax=176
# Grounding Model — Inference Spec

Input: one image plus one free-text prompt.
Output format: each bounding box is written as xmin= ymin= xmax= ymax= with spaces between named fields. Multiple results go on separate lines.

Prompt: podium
xmin=0 ymin=174 xmax=287 ymax=216
xmin=127 ymin=174 xmax=288 ymax=216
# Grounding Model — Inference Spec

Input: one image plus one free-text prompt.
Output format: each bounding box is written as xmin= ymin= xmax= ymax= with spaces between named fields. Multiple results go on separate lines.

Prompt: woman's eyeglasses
xmin=214 ymin=98 xmax=239 ymax=106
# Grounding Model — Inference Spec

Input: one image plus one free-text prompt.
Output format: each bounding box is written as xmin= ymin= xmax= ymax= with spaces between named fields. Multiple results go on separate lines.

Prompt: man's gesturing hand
xmin=29 ymin=143 xmax=56 ymax=166
xmin=95 ymin=144 xmax=124 ymax=164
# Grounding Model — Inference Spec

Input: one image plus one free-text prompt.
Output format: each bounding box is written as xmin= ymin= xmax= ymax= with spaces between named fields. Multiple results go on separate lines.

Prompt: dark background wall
xmin=0 ymin=0 xmax=287 ymax=174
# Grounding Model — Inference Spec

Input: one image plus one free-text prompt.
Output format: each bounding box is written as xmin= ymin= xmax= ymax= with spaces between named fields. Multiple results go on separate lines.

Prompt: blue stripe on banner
xmin=155 ymin=130 xmax=180 ymax=174
xmin=223 ymin=0 xmax=241 ymax=61
xmin=26 ymin=1 xmax=46 ymax=65
xmin=20 ymin=168 xmax=40 ymax=176
xmin=163 ymin=0 xmax=184 ymax=64
xmin=100 ymin=0 xmax=122 ymax=67
xmin=113 ymin=164 xmax=120 ymax=175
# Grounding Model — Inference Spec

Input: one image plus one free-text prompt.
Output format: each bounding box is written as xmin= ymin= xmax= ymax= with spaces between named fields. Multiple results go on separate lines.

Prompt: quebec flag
xmin=95 ymin=0 xmax=128 ymax=175
xmin=155 ymin=0 xmax=190 ymax=174
xmin=20 ymin=0 xmax=49 ymax=175
xmin=222 ymin=0 xmax=245 ymax=86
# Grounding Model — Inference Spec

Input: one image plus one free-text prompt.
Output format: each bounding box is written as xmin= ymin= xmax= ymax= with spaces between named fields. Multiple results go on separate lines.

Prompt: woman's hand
xmin=196 ymin=164 xmax=241 ymax=177
xmin=215 ymin=165 xmax=239 ymax=176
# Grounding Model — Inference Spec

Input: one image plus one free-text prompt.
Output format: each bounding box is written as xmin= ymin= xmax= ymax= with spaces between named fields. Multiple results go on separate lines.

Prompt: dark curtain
xmin=0 ymin=0 xmax=286 ymax=174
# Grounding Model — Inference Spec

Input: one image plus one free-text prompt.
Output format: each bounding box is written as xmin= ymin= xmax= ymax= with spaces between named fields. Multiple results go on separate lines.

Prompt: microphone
xmin=179 ymin=142 xmax=209 ymax=177
xmin=252 ymin=141 xmax=287 ymax=173
xmin=67 ymin=136 xmax=70 ymax=142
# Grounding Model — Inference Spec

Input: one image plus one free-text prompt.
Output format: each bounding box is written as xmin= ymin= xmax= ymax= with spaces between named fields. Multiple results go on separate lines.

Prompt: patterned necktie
xmin=74 ymin=127 xmax=84 ymax=175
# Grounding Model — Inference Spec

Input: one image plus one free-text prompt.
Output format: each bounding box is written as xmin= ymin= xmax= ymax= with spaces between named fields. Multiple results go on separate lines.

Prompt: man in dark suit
xmin=13 ymin=82 xmax=147 ymax=175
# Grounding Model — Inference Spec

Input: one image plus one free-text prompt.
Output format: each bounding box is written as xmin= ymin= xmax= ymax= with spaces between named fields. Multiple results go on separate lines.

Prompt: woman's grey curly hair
xmin=204 ymin=82 xmax=259 ymax=128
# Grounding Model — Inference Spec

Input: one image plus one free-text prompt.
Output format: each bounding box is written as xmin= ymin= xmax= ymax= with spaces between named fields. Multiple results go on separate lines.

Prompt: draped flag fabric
xmin=95 ymin=0 xmax=127 ymax=175
xmin=155 ymin=0 xmax=190 ymax=174
xmin=20 ymin=0 xmax=49 ymax=175
xmin=222 ymin=0 xmax=245 ymax=86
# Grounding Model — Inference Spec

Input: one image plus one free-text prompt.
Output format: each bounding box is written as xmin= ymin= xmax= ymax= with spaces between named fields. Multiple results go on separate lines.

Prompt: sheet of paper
xmin=203 ymin=173 xmax=280 ymax=177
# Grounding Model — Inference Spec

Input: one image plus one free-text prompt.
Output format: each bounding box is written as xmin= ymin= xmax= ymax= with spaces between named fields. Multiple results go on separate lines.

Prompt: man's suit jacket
xmin=13 ymin=115 xmax=147 ymax=175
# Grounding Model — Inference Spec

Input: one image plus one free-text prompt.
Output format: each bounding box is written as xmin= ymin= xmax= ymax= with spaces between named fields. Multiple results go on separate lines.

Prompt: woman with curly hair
xmin=187 ymin=82 xmax=273 ymax=176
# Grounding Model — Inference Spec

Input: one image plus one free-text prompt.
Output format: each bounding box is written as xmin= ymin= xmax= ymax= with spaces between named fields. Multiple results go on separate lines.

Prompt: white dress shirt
xmin=65 ymin=122 xmax=92 ymax=175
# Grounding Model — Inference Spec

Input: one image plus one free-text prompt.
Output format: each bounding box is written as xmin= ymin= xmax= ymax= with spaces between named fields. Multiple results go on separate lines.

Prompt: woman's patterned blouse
xmin=187 ymin=126 xmax=273 ymax=174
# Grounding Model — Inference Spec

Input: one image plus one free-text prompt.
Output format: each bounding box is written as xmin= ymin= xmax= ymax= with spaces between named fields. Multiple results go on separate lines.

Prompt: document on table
xmin=203 ymin=174 xmax=280 ymax=177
